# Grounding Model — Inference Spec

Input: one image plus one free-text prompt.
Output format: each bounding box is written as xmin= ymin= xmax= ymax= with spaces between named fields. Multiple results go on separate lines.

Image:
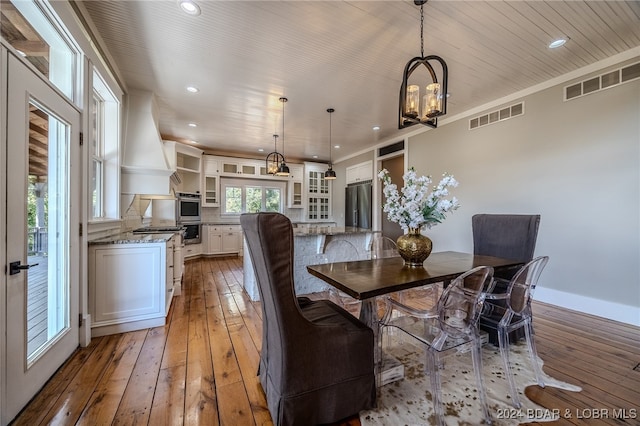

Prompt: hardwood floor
xmin=12 ymin=256 xmax=640 ymax=425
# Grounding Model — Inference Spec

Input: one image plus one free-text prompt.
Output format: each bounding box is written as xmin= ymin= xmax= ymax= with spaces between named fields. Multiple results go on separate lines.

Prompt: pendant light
xmin=399 ymin=0 xmax=448 ymax=129
xmin=276 ymin=97 xmax=290 ymax=176
xmin=324 ymin=108 xmax=336 ymax=180
xmin=265 ymin=134 xmax=283 ymax=175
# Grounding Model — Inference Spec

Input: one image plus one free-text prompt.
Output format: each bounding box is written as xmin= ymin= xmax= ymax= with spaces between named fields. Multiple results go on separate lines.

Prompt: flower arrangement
xmin=378 ymin=167 xmax=460 ymax=231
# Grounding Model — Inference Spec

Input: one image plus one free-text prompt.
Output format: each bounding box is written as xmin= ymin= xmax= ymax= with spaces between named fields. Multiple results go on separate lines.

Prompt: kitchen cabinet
xmin=172 ymin=233 xmax=184 ymax=295
xmin=204 ymin=225 xmax=242 ymax=255
xmin=304 ymin=162 xmax=332 ymax=221
xmin=202 ymin=156 xmax=219 ymax=207
xmin=346 ymin=160 xmax=373 ymax=184
xmin=165 ymin=141 xmax=203 ymax=193
xmin=183 ymin=242 xmax=202 ymax=259
xmin=287 ymin=164 xmax=304 ymax=208
xmin=89 ymin=238 xmax=174 ymax=337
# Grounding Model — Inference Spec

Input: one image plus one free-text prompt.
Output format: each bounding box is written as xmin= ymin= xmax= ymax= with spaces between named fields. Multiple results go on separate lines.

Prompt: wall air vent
xmin=564 ymin=61 xmax=640 ymax=101
xmin=378 ymin=140 xmax=404 ymax=157
xmin=469 ymin=102 xmax=524 ymax=130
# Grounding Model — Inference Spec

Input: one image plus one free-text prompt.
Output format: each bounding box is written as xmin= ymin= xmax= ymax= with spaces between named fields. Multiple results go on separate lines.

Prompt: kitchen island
xmin=242 ymin=227 xmax=374 ymax=301
xmin=88 ymin=232 xmax=177 ymax=337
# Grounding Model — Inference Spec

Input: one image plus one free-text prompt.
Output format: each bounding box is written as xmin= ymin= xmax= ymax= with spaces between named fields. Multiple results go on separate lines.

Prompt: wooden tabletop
xmin=306 ymin=251 xmax=523 ymax=300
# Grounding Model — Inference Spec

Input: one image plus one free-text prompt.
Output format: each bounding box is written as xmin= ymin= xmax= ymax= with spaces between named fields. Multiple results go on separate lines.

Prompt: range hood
xmin=121 ymin=90 xmax=179 ymax=197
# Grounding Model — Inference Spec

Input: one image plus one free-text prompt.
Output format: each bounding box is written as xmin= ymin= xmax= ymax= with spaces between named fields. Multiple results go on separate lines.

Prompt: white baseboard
xmin=534 ymin=286 xmax=640 ymax=327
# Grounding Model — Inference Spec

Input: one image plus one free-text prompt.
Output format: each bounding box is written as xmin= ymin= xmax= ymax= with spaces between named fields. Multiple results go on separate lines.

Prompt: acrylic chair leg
xmin=471 ymin=339 xmax=492 ymax=424
xmin=524 ymin=320 xmax=545 ymax=388
xmin=498 ymin=326 xmax=522 ymax=408
xmin=427 ymin=350 xmax=445 ymax=426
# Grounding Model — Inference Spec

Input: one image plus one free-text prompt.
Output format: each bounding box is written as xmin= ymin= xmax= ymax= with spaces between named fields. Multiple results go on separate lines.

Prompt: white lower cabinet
xmin=89 ymin=239 xmax=174 ymax=337
xmin=205 ymin=225 xmax=242 ymax=255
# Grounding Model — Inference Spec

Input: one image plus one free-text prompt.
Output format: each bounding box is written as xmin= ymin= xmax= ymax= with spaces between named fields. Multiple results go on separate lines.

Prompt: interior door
xmin=4 ymin=54 xmax=80 ymax=422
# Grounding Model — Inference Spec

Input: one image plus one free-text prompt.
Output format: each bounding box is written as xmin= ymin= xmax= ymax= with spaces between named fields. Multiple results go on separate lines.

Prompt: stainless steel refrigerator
xmin=345 ymin=182 xmax=372 ymax=229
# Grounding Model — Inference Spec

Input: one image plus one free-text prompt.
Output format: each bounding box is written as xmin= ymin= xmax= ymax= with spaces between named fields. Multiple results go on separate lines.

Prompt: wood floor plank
xmin=11 ymin=338 xmax=105 ymax=426
xmin=184 ymin=261 xmax=219 ymax=426
xmin=111 ymin=326 xmax=168 ymax=426
xmin=148 ymin=364 xmax=187 ymax=426
xmin=11 ymin=256 xmax=640 ymax=426
xmin=38 ymin=334 xmax=122 ymax=425
xmin=76 ymin=330 xmax=147 ymax=425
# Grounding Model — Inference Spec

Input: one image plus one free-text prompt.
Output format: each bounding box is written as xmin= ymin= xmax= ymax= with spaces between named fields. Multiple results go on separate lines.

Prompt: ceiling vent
xmin=564 ymin=61 xmax=640 ymax=101
xmin=469 ymin=102 xmax=524 ymax=130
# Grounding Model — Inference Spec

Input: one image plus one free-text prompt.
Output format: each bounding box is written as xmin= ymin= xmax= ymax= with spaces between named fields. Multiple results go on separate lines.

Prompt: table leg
xmin=359 ymin=297 xmax=380 ymax=362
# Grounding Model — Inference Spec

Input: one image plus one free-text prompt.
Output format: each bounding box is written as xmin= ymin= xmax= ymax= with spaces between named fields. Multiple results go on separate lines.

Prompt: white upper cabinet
xmin=345 ymin=160 xmax=373 ymax=184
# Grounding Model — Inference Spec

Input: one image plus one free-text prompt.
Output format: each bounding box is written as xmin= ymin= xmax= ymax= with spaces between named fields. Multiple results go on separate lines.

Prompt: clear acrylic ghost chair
xmin=370 ymin=235 xmax=400 ymax=260
xmin=483 ymin=255 xmax=549 ymax=408
xmin=380 ymin=266 xmax=495 ymax=426
xmin=322 ymin=239 xmax=362 ymax=311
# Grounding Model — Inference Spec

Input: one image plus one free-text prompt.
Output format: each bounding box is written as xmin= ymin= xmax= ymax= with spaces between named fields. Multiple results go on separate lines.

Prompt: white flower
xmin=378 ymin=168 xmax=460 ymax=231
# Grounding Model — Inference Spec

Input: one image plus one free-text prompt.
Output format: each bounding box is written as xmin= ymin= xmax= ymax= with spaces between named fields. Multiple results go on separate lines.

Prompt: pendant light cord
xmin=329 ymin=111 xmax=332 ymax=164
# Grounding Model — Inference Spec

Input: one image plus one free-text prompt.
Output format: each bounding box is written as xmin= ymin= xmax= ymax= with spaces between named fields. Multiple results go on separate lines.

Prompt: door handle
xmin=9 ymin=261 xmax=39 ymax=276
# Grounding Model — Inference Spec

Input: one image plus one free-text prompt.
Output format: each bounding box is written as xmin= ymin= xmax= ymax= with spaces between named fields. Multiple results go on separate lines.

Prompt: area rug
xmin=361 ymin=335 xmax=581 ymax=425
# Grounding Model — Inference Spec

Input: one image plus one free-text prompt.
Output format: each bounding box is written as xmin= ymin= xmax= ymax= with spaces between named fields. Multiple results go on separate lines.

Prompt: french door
xmin=4 ymin=53 xmax=80 ymax=422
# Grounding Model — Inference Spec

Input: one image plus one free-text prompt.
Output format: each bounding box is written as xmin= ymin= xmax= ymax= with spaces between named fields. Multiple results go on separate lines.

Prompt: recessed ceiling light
xmin=312 ymin=155 xmax=318 ymax=159
xmin=372 ymin=126 xmax=381 ymax=131
xmin=188 ymin=122 xmax=197 ymax=127
xmin=186 ymin=86 xmax=199 ymax=93
xmin=334 ymin=145 xmax=340 ymax=149
xmin=549 ymin=38 xmax=567 ymax=49
xmin=178 ymin=0 xmax=201 ymax=16
xmin=258 ymin=148 xmax=264 ymax=152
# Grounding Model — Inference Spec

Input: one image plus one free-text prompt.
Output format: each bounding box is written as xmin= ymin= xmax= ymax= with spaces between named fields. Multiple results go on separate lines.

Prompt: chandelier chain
xmin=420 ymin=3 xmax=424 ymax=58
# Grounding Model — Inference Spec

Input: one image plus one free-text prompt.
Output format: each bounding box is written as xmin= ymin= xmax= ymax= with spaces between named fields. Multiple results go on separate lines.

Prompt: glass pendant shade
xmin=422 ymin=82 xmax=442 ymax=120
xmin=406 ymin=85 xmax=420 ymax=119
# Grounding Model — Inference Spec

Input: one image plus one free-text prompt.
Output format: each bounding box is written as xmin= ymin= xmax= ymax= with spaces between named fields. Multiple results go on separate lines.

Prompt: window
xmin=89 ymin=69 xmax=120 ymax=221
xmin=91 ymin=93 xmax=104 ymax=218
xmin=1 ymin=0 xmax=79 ymax=101
xmin=221 ymin=178 xmax=284 ymax=214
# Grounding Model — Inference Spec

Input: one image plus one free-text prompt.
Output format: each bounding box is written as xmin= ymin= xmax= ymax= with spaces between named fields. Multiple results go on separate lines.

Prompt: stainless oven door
xmin=182 ymin=223 xmax=201 ymax=244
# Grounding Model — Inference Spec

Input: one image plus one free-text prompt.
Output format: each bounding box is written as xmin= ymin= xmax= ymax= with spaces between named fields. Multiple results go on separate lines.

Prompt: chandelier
xmin=265 ymin=134 xmax=283 ymax=175
xmin=275 ymin=97 xmax=290 ymax=176
xmin=399 ymin=0 xmax=448 ymax=129
xmin=324 ymin=108 xmax=336 ymax=180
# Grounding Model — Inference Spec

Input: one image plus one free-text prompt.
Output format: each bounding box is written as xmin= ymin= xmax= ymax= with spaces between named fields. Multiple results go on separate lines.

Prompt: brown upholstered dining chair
xmin=240 ymin=212 xmax=376 ymax=426
xmin=472 ymin=213 xmax=540 ymax=344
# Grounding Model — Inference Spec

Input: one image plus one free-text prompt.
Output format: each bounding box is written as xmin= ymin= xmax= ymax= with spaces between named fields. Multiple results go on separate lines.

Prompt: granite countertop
xmin=201 ymin=222 xmax=240 ymax=226
xmin=89 ymin=232 xmax=175 ymax=245
xmin=293 ymin=226 xmax=371 ymax=237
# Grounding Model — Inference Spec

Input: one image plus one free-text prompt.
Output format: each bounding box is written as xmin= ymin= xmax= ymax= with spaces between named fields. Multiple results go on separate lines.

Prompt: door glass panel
xmin=1 ymin=0 xmax=77 ymax=99
xmin=27 ymin=103 xmax=70 ymax=363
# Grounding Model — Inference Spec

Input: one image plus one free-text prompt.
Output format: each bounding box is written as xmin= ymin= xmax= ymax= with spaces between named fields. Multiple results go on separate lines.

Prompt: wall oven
xmin=176 ymin=192 xmax=201 ymax=223
xmin=176 ymin=192 xmax=201 ymax=244
xmin=181 ymin=223 xmax=201 ymax=245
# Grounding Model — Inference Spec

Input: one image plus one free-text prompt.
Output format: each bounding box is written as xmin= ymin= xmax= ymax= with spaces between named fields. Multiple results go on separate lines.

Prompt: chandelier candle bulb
xmin=406 ymin=85 xmax=420 ymax=118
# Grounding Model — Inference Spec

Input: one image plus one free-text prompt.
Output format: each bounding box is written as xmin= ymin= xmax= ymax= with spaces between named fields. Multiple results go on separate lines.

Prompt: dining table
xmin=306 ymin=250 xmax=525 ymax=381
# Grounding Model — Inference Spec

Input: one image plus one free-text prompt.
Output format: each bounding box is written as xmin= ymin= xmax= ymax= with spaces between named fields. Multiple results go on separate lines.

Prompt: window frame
xmin=221 ymin=178 xmax=285 ymax=215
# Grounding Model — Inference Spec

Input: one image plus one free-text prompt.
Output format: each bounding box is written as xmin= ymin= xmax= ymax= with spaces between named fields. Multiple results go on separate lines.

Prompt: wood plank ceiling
xmin=4 ymin=0 xmax=640 ymax=164
xmin=77 ymin=0 xmax=639 ymax=162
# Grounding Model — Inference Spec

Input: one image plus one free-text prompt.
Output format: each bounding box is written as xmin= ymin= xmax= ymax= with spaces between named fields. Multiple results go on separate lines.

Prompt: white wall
xmin=407 ymin=58 xmax=640 ymax=325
